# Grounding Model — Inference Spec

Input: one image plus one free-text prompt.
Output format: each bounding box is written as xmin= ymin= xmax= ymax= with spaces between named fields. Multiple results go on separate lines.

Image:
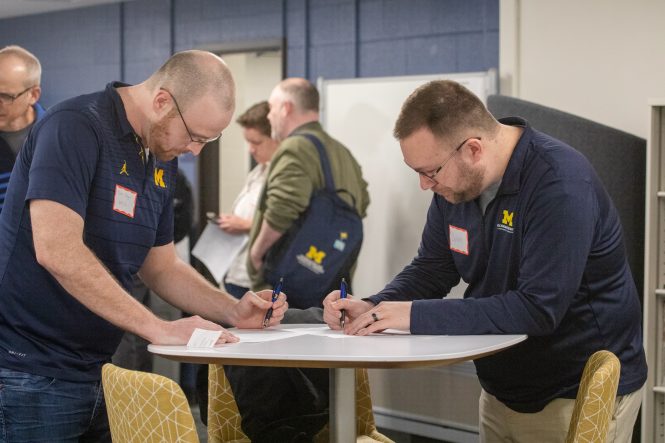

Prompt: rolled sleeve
xmin=263 ymin=145 xmax=316 ymax=233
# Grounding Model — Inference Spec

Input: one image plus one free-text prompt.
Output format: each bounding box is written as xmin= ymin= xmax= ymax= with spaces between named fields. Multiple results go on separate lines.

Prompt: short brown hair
xmin=236 ymin=101 xmax=270 ymax=137
xmin=393 ymin=80 xmax=497 ymax=141
xmin=148 ymin=50 xmax=235 ymax=112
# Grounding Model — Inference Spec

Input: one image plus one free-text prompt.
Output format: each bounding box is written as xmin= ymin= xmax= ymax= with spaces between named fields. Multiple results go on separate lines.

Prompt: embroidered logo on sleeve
xmin=113 ymin=184 xmax=137 ymax=218
xmin=449 ymin=225 xmax=469 ymax=255
xmin=497 ymin=210 xmax=515 ymax=234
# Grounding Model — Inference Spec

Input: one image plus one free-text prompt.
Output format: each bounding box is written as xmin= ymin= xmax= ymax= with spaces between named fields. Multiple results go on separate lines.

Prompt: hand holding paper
xmin=191 ymin=222 xmax=248 ymax=284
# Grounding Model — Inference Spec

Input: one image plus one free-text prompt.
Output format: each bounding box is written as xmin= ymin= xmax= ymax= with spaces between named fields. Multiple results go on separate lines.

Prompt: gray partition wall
xmin=487 ymin=95 xmax=646 ymax=298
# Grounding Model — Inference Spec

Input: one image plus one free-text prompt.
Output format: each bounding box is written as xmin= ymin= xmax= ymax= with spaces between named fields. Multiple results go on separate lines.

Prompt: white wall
xmin=500 ymin=0 xmax=665 ymax=138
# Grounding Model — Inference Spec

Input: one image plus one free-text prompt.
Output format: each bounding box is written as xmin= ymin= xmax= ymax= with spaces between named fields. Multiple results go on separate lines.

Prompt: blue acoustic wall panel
xmin=285 ymin=0 xmax=307 ymax=78
xmin=173 ymin=0 xmax=284 ymax=51
xmin=0 ymin=0 xmax=498 ymax=106
xmin=358 ymin=0 xmax=498 ymax=76
xmin=122 ymin=0 xmax=172 ymax=84
xmin=0 ymin=3 xmax=121 ymax=107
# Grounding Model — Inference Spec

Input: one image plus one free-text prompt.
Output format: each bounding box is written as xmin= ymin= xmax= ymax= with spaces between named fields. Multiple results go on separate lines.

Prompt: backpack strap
xmin=295 ymin=132 xmax=336 ymax=192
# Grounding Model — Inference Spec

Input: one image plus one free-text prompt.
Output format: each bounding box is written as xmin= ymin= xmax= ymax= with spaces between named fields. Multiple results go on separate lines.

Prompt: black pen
xmin=340 ymin=278 xmax=347 ymax=328
xmin=263 ymin=277 xmax=283 ymax=328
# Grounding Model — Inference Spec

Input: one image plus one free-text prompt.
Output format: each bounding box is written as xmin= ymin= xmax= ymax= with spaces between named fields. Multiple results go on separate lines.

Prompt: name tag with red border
xmin=449 ymin=225 xmax=469 ymax=255
xmin=113 ymin=184 xmax=137 ymax=218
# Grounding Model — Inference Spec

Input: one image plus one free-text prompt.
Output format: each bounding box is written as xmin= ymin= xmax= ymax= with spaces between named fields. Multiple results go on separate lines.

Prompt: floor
xmin=180 ymin=361 xmax=451 ymax=443
xmin=380 ymin=428 xmax=451 ymax=443
xmin=191 ymin=403 xmax=450 ymax=443
xmin=192 ymin=404 xmax=208 ymax=442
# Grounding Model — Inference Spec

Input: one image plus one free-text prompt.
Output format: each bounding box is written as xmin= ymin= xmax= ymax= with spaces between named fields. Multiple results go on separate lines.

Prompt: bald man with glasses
xmin=0 ymin=50 xmax=287 ymax=442
xmin=0 ymin=45 xmax=45 ymax=212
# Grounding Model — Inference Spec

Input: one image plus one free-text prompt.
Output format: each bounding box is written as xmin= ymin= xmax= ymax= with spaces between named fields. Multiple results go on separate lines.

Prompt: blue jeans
xmin=0 ymin=368 xmax=111 ymax=443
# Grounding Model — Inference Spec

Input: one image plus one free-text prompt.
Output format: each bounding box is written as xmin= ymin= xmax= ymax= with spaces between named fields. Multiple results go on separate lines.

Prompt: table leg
xmin=329 ymin=367 xmax=356 ymax=443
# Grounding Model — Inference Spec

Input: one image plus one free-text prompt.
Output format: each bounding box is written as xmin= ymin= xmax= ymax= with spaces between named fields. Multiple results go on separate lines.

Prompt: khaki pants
xmin=479 ymin=386 xmax=643 ymax=443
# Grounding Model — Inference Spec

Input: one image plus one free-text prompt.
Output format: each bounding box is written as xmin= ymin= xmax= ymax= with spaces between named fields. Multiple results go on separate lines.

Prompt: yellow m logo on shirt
xmin=306 ymin=246 xmax=326 ymax=264
xmin=153 ymin=168 xmax=166 ymax=188
xmin=502 ymin=210 xmax=514 ymax=227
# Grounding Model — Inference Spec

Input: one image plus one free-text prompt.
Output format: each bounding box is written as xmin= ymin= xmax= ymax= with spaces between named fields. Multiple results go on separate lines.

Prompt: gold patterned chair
xmin=102 ymin=363 xmax=199 ymax=443
xmin=207 ymin=364 xmax=393 ymax=443
xmin=565 ymin=350 xmax=621 ymax=443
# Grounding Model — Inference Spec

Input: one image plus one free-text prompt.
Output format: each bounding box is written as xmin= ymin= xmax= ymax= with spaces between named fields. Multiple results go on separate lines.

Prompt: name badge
xmin=113 ymin=184 xmax=137 ymax=218
xmin=449 ymin=225 xmax=469 ymax=255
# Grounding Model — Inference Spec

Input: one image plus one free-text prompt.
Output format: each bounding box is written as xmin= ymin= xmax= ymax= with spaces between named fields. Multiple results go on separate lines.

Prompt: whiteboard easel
xmin=319 ymin=71 xmax=497 ymax=299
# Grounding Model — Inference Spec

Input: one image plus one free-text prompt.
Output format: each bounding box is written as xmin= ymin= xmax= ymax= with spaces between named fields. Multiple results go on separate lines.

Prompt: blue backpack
xmin=263 ymin=133 xmax=363 ymax=309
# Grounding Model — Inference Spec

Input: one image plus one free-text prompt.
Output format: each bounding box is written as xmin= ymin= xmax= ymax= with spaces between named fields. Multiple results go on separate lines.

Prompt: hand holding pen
xmin=340 ymin=278 xmax=347 ymax=328
xmin=263 ymin=277 xmax=283 ymax=328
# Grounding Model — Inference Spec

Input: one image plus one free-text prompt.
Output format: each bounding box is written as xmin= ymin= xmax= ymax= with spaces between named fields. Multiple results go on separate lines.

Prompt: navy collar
xmin=105 ymin=82 xmax=136 ymax=139
xmin=496 ymin=117 xmax=531 ymax=195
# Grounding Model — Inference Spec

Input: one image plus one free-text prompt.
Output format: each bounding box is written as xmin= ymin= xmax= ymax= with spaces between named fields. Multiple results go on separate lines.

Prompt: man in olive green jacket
xmin=228 ymin=78 xmax=369 ymax=442
xmin=247 ymin=77 xmax=369 ymax=293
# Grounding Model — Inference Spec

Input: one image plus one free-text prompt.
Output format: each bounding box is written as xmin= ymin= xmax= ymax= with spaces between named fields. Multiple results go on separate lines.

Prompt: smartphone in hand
xmin=206 ymin=211 xmax=218 ymax=223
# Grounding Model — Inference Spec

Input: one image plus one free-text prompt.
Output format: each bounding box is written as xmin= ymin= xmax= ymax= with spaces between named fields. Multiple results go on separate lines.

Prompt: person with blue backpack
xmin=226 ymin=78 xmax=370 ymax=442
xmin=247 ymin=78 xmax=369 ymax=305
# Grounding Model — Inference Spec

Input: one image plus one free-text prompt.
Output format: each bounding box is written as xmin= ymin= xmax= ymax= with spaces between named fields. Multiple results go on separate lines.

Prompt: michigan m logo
xmin=153 ymin=168 xmax=166 ymax=188
xmin=502 ymin=210 xmax=514 ymax=227
xmin=306 ymin=246 xmax=326 ymax=264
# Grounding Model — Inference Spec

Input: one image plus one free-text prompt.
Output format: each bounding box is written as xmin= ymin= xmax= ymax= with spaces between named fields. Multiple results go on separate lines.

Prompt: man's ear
xmin=465 ymin=137 xmax=484 ymax=162
xmin=28 ymin=86 xmax=41 ymax=105
xmin=153 ymin=89 xmax=171 ymax=116
xmin=282 ymin=100 xmax=294 ymax=116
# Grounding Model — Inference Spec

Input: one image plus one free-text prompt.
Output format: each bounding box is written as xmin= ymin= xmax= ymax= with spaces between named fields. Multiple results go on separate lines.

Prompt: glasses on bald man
xmin=160 ymin=88 xmax=222 ymax=145
xmin=0 ymin=86 xmax=34 ymax=106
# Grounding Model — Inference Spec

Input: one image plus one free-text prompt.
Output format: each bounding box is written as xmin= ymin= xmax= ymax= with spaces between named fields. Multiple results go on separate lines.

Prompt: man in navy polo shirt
xmin=0 ymin=50 xmax=287 ymax=442
xmin=323 ymin=80 xmax=646 ymax=442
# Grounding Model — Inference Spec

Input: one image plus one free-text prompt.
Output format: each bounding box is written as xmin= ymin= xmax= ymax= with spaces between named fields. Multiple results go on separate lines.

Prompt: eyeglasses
xmin=0 ymin=86 xmax=34 ymax=105
xmin=419 ymin=137 xmax=480 ymax=185
xmin=160 ymin=88 xmax=222 ymax=144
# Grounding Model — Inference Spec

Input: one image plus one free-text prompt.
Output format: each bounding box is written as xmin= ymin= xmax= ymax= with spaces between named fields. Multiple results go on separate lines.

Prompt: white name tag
xmin=113 ymin=184 xmax=137 ymax=218
xmin=449 ymin=225 xmax=469 ymax=255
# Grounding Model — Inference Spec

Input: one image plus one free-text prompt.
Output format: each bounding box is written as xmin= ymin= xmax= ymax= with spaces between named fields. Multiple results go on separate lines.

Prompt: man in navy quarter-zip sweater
xmin=323 ymin=80 xmax=646 ymax=443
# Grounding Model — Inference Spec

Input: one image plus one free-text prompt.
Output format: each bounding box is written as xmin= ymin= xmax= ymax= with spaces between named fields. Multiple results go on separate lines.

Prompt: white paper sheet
xmin=282 ymin=326 xmax=351 ymax=338
xmin=231 ymin=328 xmax=305 ymax=343
xmin=191 ymin=222 xmax=248 ymax=284
xmin=225 ymin=326 xmax=411 ymax=344
xmin=187 ymin=328 xmax=222 ymax=348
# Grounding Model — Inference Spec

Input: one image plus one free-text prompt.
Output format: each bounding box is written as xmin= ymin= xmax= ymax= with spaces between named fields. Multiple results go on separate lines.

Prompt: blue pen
xmin=340 ymin=278 xmax=347 ymax=328
xmin=263 ymin=277 xmax=283 ymax=328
